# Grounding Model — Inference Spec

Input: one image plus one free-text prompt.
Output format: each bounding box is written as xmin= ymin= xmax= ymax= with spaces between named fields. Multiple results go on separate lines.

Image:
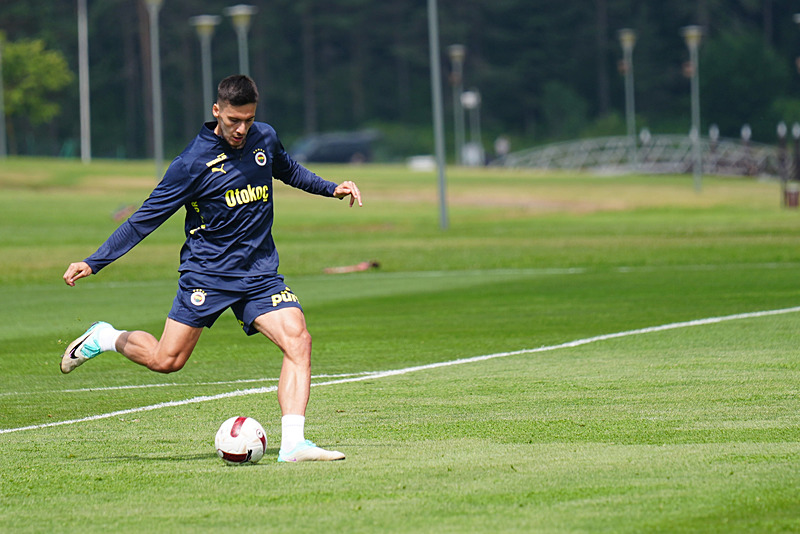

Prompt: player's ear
xmin=212 ymin=103 xmax=220 ymax=118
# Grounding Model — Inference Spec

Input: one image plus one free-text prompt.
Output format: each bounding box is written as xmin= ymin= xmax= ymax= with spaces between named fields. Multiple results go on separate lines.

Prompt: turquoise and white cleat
xmin=61 ymin=321 xmax=111 ymax=374
xmin=277 ymin=440 xmax=345 ymax=462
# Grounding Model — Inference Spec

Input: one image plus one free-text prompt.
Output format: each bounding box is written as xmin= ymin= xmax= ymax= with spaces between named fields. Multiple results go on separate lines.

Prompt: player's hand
xmin=63 ymin=261 xmax=93 ymax=287
xmin=333 ymin=180 xmax=363 ymax=207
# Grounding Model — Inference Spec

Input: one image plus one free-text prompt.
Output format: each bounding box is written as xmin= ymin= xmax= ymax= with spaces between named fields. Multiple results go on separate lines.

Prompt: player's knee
xmin=149 ymin=359 xmax=185 ymax=374
xmin=148 ymin=350 xmax=189 ymax=374
xmin=281 ymin=318 xmax=311 ymax=345
xmin=300 ymin=328 xmax=312 ymax=347
xmin=284 ymin=328 xmax=312 ymax=361
xmin=298 ymin=328 xmax=312 ymax=352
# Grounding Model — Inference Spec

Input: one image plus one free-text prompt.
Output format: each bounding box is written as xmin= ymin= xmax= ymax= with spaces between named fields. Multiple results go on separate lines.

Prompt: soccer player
xmin=61 ymin=74 xmax=362 ymax=463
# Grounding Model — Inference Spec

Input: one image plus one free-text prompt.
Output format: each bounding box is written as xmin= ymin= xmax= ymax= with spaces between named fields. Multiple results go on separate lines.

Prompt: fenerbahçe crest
xmin=190 ymin=289 xmax=207 ymax=306
xmin=254 ymin=148 xmax=267 ymax=167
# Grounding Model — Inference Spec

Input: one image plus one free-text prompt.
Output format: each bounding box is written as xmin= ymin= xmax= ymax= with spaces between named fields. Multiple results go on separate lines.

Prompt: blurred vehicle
xmin=289 ymin=130 xmax=380 ymax=164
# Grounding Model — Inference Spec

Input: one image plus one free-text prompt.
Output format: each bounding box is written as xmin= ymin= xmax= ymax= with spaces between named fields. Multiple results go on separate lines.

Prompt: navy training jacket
xmin=85 ymin=121 xmax=338 ymax=278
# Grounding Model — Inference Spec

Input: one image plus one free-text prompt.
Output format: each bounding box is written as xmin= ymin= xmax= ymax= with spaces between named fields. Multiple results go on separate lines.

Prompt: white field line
xmin=2 ymin=305 xmax=800 ymax=435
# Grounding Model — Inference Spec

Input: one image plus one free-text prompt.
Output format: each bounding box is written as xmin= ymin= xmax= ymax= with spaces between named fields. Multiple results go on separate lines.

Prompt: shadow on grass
xmin=78 ymin=448 xmax=284 ymax=463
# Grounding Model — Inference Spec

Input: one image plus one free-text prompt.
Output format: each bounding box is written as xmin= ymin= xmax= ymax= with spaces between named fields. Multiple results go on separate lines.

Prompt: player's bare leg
xmin=253 ymin=308 xmax=345 ymax=462
xmin=254 ymin=307 xmax=312 ymax=416
xmin=116 ymin=319 xmax=203 ymax=373
xmin=62 ymin=318 xmax=202 ymax=374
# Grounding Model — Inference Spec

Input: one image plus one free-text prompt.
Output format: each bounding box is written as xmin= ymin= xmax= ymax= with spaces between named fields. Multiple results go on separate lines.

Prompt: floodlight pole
xmin=448 ymin=44 xmax=466 ymax=165
xmin=618 ymin=28 xmax=636 ymax=167
xmin=78 ymin=0 xmax=91 ymax=163
xmin=224 ymin=5 xmax=257 ymax=76
xmin=0 ymin=37 xmax=6 ymax=159
xmin=190 ymin=15 xmax=221 ymax=122
xmin=427 ymin=0 xmax=449 ymax=230
xmin=146 ymin=0 xmax=164 ymax=180
xmin=682 ymin=25 xmax=703 ymax=192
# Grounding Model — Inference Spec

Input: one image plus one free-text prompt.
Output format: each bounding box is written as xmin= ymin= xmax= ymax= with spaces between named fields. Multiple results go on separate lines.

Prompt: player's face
xmin=212 ymin=101 xmax=257 ymax=149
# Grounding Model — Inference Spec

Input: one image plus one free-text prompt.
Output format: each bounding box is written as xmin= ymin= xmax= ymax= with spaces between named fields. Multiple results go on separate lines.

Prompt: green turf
xmin=0 ymin=158 xmax=799 ymax=532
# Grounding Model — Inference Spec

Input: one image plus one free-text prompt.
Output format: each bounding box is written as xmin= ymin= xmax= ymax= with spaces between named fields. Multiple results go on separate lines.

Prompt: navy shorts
xmin=168 ymin=272 xmax=302 ymax=336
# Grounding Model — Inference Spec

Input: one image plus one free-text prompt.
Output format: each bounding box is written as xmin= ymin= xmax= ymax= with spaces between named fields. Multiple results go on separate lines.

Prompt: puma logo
xmin=211 ymin=163 xmax=227 ymax=174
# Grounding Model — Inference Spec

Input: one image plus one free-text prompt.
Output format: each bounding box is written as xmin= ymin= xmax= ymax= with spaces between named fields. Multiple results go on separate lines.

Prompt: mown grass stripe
xmin=3 ymin=304 xmax=798 ymax=436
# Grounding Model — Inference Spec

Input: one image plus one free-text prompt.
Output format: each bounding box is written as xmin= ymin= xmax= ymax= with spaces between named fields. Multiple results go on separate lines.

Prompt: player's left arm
xmin=333 ymin=180 xmax=363 ymax=207
xmin=268 ymin=126 xmax=362 ymax=206
xmin=271 ymin=137 xmax=362 ymax=207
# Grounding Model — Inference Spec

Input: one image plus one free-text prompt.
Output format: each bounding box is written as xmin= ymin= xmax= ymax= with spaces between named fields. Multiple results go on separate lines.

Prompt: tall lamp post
xmin=77 ymin=0 xmax=91 ymax=163
xmin=447 ymin=44 xmax=466 ymax=165
xmin=618 ymin=28 xmax=636 ymax=167
xmin=145 ymin=0 xmax=164 ymax=180
xmin=0 ymin=36 xmax=6 ymax=158
xmin=682 ymin=25 xmax=703 ymax=192
xmin=790 ymin=13 xmax=800 ymax=207
xmin=427 ymin=0 xmax=448 ymax=230
xmin=190 ymin=15 xmax=221 ymax=121
xmin=224 ymin=4 xmax=257 ymax=76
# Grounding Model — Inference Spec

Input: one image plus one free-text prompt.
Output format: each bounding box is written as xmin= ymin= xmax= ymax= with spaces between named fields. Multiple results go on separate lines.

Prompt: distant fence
xmin=493 ymin=134 xmax=792 ymax=179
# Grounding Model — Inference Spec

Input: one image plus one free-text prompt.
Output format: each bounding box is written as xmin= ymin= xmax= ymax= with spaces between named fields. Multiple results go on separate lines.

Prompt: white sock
xmin=281 ymin=414 xmax=305 ymax=452
xmin=96 ymin=325 xmax=124 ymax=353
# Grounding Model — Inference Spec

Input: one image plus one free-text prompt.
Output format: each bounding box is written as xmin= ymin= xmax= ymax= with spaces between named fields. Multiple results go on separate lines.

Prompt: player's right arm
xmin=63 ymin=261 xmax=93 ymax=287
xmin=63 ymin=157 xmax=195 ymax=285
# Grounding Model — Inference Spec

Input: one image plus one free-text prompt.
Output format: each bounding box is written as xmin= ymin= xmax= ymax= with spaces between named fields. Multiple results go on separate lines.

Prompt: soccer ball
xmin=214 ymin=416 xmax=267 ymax=465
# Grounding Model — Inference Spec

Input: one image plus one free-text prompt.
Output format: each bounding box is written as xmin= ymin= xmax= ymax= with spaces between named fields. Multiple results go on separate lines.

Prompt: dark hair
xmin=217 ymin=75 xmax=259 ymax=107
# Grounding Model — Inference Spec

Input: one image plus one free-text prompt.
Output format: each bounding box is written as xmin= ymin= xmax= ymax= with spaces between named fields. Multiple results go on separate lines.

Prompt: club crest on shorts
xmin=254 ymin=149 xmax=267 ymax=167
xmin=190 ymin=289 xmax=207 ymax=306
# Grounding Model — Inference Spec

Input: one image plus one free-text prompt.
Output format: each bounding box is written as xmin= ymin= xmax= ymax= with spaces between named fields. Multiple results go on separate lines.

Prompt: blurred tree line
xmin=3 ymin=0 xmax=800 ymax=160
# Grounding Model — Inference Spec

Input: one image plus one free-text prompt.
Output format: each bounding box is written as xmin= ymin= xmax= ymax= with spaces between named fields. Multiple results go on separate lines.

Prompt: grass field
xmin=1 ymin=157 xmax=799 ymax=532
